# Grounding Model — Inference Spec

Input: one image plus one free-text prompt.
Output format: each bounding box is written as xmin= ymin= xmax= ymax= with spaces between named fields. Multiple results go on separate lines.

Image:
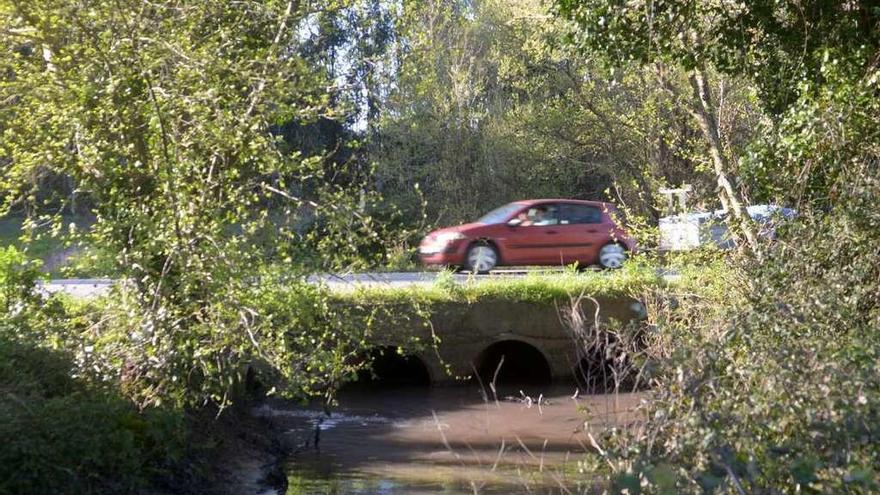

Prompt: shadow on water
xmin=256 ymin=348 xmax=643 ymax=495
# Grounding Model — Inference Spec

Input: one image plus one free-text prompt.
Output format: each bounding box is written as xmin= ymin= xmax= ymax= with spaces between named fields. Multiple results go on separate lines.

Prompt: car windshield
xmin=476 ymin=202 xmax=522 ymax=224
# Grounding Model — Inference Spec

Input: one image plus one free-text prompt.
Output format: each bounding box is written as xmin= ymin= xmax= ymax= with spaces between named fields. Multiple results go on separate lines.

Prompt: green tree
xmin=552 ymin=1 xmax=880 ymax=491
xmin=0 ymin=0 xmax=377 ymax=408
xmin=373 ymin=0 xmax=764 ymax=228
xmin=554 ymin=0 xmax=824 ymax=249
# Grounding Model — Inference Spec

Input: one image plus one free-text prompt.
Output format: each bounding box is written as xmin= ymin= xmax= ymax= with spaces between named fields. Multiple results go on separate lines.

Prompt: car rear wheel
xmin=598 ymin=243 xmax=627 ymax=269
xmin=465 ymin=243 xmax=498 ymax=274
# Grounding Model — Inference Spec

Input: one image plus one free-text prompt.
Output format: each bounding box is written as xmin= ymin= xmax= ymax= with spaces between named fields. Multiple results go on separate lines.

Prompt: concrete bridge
xmin=359 ymin=295 xmax=647 ymax=387
xmin=42 ymin=274 xmax=649 ymax=387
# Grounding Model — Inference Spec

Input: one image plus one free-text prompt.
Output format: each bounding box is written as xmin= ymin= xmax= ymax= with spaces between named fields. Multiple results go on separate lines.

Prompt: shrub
xmin=0 ymin=334 xmax=186 ymax=494
xmin=586 ymin=171 xmax=880 ymax=493
xmin=0 ymin=248 xmax=185 ymax=494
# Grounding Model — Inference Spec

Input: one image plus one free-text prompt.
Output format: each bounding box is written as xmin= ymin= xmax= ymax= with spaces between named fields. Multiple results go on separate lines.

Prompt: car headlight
xmin=420 ymin=232 xmax=467 ymax=255
xmin=435 ymin=232 xmax=466 ymax=244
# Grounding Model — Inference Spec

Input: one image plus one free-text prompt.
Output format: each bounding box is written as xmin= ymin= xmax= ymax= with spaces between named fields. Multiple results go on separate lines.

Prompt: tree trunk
xmin=687 ymin=67 xmax=760 ymax=253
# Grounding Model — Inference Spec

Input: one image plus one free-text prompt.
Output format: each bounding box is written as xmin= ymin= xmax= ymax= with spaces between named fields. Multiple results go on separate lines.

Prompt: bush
xmin=586 ymin=172 xmax=880 ymax=492
xmin=0 ymin=248 xmax=185 ymax=494
xmin=0 ymin=245 xmax=41 ymax=312
xmin=0 ymin=334 xmax=186 ymax=494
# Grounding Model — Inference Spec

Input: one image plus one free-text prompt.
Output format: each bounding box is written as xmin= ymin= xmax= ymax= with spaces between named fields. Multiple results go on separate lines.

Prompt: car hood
xmin=423 ymin=222 xmax=485 ymax=240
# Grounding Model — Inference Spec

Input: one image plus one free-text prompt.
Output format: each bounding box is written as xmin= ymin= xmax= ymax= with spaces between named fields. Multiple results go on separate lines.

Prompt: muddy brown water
xmin=254 ymin=385 xmax=645 ymax=494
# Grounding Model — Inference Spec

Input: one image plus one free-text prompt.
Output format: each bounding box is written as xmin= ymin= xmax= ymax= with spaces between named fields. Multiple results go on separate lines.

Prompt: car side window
xmin=559 ymin=204 xmax=602 ymax=224
xmin=517 ymin=204 xmax=559 ymax=226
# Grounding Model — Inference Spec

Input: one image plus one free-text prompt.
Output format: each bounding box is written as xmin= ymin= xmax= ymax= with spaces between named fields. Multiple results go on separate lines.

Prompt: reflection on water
xmin=255 ymin=385 xmax=644 ymax=494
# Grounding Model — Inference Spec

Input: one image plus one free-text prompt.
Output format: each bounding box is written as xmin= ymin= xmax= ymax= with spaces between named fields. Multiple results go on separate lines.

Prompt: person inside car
xmin=530 ymin=205 xmax=555 ymax=226
xmin=529 ymin=206 xmax=546 ymax=225
xmin=516 ymin=205 xmax=556 ymax=226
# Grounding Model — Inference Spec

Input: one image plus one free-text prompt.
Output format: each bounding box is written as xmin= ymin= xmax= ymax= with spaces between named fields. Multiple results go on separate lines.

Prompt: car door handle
xmin=586 ymin=229 xmax=598 ymax=233
xmin=546 ymin=230 xmax=558 ymax=234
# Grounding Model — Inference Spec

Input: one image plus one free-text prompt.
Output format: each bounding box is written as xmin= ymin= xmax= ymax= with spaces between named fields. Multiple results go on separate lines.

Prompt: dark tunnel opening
xmin=473 ymin=340 xmax=552 ymax=388
xmin=347 ymin=346 xmax=432 ymax=389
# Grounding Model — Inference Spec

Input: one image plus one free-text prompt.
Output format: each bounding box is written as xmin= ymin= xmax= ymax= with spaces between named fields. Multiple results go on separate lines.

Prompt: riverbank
xmin=178 ymin=405 xmax=291 ymax=495
xmin=0 ymin=324 xmax=287 ymax=494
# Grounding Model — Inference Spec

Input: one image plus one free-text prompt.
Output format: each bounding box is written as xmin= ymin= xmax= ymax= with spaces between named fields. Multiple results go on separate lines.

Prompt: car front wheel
xmin=465 ymin=243 xmax=498 ymax=274
xmin=598 ymin=243 xmax=627 ymax=269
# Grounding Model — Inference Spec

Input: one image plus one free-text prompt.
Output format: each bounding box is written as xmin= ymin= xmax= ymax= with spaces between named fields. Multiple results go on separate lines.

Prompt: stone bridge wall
xmin=365 ymin=296 xmax=646 ymax=384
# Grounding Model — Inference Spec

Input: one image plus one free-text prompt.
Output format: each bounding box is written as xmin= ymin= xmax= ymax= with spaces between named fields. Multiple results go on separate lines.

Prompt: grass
xmin=330 ymin=262 xmax=664 ymax=305
xmin=0 ymin=215 xmax=116 ymax=278
xmin=0 ymin=216 xmax=66 ymax=260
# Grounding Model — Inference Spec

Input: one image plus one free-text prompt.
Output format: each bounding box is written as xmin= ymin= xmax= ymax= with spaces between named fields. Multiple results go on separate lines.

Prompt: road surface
xmin=40 ymin=278 xmax=116 ymax=298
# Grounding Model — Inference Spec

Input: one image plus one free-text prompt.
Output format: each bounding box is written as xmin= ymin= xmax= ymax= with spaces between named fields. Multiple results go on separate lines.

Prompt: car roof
xmin=514 ymin=199 xmax=613 ymax=207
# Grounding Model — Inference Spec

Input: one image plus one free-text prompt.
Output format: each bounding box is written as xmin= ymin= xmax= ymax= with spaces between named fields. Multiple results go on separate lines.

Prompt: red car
xmin=419 ymin=199 xmax=636 ymax=272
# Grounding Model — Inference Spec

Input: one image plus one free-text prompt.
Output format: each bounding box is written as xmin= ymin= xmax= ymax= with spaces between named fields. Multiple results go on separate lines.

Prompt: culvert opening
xmin=473 ymin=340 xmax=552 ymax=387
xmin=347 ymin=346 xmax=431 ymax=389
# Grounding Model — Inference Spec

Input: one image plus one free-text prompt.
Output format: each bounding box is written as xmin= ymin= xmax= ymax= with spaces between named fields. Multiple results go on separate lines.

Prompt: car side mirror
xmin=507 ymin=218 xmax=522 ymax=227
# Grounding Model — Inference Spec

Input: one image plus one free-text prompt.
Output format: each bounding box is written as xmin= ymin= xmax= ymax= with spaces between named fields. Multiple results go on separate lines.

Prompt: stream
xmin=255 ymin=385 xmax=644 ymax=494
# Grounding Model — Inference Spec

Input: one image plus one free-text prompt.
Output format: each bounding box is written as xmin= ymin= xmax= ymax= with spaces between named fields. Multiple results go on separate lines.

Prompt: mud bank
xmin=145 ymin=405 xmax=291 ymax=495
